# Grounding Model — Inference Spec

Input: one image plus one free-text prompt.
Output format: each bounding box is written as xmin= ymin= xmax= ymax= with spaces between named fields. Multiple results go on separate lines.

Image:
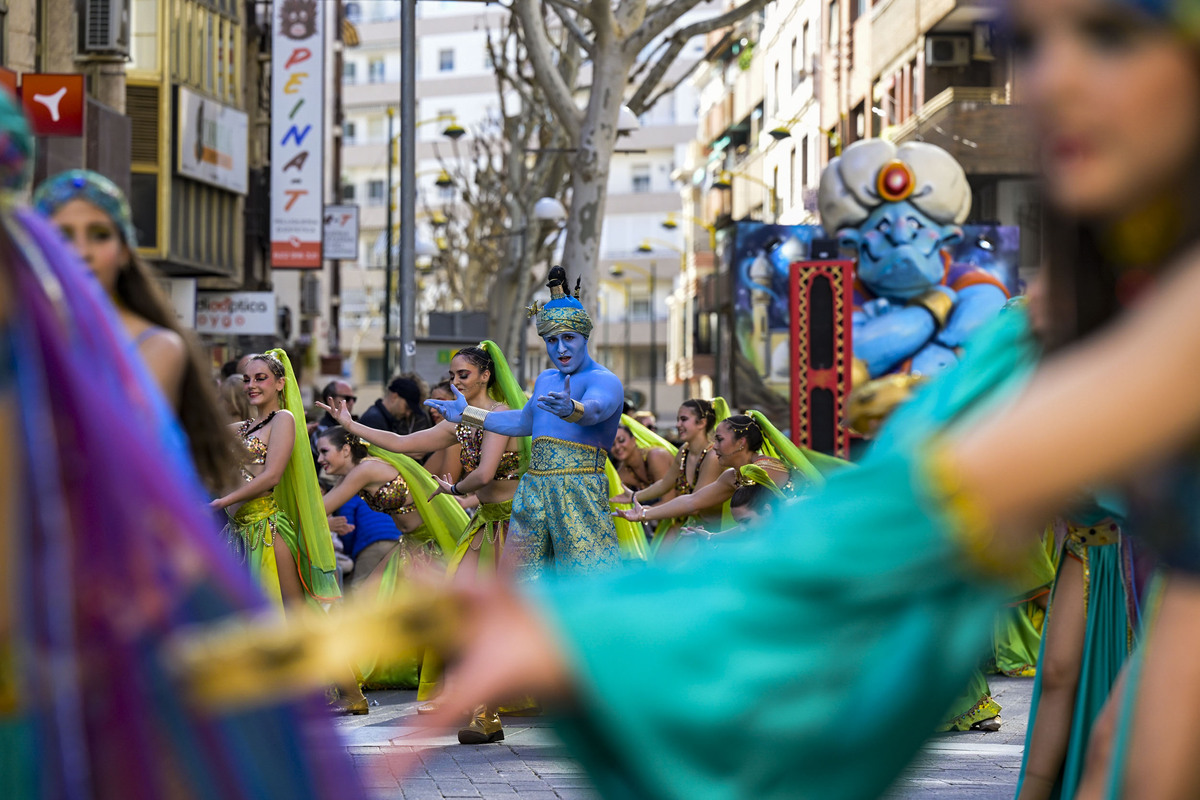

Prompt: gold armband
xmin=564 ymin=400 xmax=585 ymax=424
xmin=461 ymin=405 xmax=490 ymax=429
xmin=908 ymin=289 xmax=954 ymax=330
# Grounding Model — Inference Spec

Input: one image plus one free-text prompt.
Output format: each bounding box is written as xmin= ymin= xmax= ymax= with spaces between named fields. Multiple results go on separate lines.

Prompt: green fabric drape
xmin=1014 ymin=532 xmax=1136 ymax=799
xmin=267 ymin=349 xmax=341 ymax=605
xmin=621 ymin=414 xmax=678 ymax=456
xmin=534 ymin=308 xmax=1042 ymax=800
xmin=712 ymin=396 xmax=731 ymax=426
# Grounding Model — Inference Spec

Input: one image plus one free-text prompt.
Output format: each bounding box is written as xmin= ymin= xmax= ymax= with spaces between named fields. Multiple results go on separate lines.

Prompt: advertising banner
xmin=195 ymin=292 xmax=277 ymax=335
xmin=178 ymin=87 xmax=248 ymax=194
xmin=270 ymin=0 xmax=324 ymax=268
xmin=323 ymin=204 xmax=359 ymax=260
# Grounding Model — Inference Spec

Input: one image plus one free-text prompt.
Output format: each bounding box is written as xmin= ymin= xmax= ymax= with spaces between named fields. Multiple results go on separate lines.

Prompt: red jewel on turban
xmin=876 ymin=160 xmax=915 ymax=203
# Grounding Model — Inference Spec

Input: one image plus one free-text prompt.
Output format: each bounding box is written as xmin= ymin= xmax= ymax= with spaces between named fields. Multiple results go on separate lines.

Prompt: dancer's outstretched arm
xmin=948 ymin=242 xmax=1200 ymax=557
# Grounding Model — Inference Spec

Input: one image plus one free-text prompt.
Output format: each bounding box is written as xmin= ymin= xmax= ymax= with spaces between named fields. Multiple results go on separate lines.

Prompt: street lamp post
xmin=384 ymin=109 xmax=396 ymax=386
xmin=400 ymin=0 xmax=417 ymax=376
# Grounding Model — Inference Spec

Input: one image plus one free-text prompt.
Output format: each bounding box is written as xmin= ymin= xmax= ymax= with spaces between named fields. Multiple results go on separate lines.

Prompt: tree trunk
xmin=561 ymin=38 xmax=627 ymax=319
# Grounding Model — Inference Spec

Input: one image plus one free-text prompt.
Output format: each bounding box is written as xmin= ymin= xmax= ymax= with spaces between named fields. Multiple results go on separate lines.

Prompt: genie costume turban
xmin=817 ymin=139 xmax=971 ymax=236
xmin=33 ymin=169 xmax=139 ymax=249
xmin=533 ymin=266 xmax=594 ymax=338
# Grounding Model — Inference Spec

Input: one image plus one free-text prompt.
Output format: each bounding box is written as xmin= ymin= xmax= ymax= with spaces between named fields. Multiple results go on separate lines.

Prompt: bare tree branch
xmin=630 ymin=0 xmax=772 ymax=59
xmin=544 ymin=0 xmax=598 ymax=24
xmin=546 ymin=2 xmax=596 ymax=57
xmin=624 ymin=0 xmax=706 ymax=56
xmin=511 ymin=0 xmax=583 ymax=141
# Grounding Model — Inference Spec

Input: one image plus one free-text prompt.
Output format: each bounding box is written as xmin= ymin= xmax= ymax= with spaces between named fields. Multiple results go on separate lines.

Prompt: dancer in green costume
xmin=214 ymin=351 xmax=341 ymax=610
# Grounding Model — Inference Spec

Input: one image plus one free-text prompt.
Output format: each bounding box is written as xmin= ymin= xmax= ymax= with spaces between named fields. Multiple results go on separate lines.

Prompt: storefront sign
xmin=270 ymin=0 xmax=325 ymax=268
xmin=195 ymin=291 xmax=277 ymax=335
xmin=178 ymin=87 xmax=248 ymax=194
xmin=323 ymin=204 xmax=359 ymax=260
xmin=20 ymin=73 xmax=85 ymax=137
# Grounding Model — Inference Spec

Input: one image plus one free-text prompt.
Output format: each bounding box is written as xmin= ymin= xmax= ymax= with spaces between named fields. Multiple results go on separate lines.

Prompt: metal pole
xmin=399 ymin=0 xmax=417 ymax=374
xmin=649 ymin=262 xmax=656 ymax=418
xmin=383 ymin=108 xmax=395 ymax=388
xmin=624 ymin=280 xmax=632 ymax=388
xmin=517 ymin=225 xmax=527 ymax=388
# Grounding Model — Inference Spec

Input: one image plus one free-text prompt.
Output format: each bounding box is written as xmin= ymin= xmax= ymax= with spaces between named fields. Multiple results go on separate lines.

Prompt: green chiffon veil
xmin=621 ymin=413 xmax=678 ymax=456
xmin=365 ymin=444 xmax=469 ymax=556
xmin=480 ymin=339 xmax=531 ymax=473
xmin=712 ymin=396 xmax=732 ymax=426
xmin=267 ymin=349 xmax=341 ymax=604
xmin=603 ymin=414 xmax=669 ymax=563
xmin=747 ymin=409 xmax=849 ymax=486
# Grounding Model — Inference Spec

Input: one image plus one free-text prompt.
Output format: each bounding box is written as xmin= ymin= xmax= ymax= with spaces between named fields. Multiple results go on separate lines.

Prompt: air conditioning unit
xmin=300 ymin=274 xmax=321 ymax=316
xmin=925 ymin=35 xmax=970 ymax=68
xmin=78 ymin=0 xmax=131 ymax=57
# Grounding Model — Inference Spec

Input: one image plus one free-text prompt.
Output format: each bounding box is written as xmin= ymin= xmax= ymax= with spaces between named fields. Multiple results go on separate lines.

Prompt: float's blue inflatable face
xmin=838 ymin=200 xmax=962 ymax=300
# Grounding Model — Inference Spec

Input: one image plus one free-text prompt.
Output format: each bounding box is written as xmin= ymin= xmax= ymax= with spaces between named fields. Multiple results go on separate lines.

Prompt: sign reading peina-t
xmin=270 ymin=0 xmax=325 ymax=268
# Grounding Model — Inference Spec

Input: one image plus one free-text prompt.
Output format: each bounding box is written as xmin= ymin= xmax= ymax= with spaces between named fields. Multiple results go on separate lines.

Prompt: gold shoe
xmin=417 ymin=701 xmax=440 ymax=715
xmin=457 ymin=705 xmax=503 ymax=744
xmin=333 ymin=694 xmax=370 ymax=716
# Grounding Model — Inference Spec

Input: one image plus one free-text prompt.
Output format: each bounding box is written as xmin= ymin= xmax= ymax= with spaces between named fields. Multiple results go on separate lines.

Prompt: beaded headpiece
xmin=33 ymin=169 xmax=139 ymax=248
xmin=530 ymin=265 xmax=593 ymax=339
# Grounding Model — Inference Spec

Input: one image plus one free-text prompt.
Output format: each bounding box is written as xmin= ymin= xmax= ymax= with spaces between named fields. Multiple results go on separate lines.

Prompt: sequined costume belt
xmin=1066 ymin=522 xmax=1120 ymax=548
xmin=224 ymin=495 xmax=281 ymax=554
xmin=527 ymin=437 xmax=608 ymax=476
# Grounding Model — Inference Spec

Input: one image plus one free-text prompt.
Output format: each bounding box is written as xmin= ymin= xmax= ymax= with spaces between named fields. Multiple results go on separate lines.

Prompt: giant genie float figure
xmin=818 ymin=139 xmax=1009 ymax=381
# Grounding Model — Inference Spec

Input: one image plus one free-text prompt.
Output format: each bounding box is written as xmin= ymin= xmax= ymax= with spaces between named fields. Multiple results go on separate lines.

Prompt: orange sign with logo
xmin=21 ymin=74 xmax=86 ymax=137
xmin=0 ymin=68 xmax=18 ymax=99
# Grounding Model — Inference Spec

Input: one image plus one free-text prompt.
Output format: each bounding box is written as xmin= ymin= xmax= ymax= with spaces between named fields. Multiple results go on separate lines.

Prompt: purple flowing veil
xmin=1 ymin=205 xmax=363 ymax=799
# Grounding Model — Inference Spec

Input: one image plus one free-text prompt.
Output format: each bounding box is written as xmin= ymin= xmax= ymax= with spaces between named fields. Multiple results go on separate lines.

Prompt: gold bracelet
xmin=908 ymin=289 xmax=955 ymax=330
xmin=461 ymin=405 xmax=489 ymax=429
xmin=564 ymin=400 xmax=585 ymax=424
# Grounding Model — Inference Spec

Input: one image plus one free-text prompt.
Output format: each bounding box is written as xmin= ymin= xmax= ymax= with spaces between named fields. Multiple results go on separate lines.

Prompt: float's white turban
xmin=818 ymin=140 xmax=971 ymax=236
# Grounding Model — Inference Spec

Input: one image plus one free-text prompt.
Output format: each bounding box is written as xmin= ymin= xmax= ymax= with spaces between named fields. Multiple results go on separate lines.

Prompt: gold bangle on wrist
xmin=461 ymin=405 xmax=490 ymax=429
xmin=908 ymin=289 xmax=954 ymax=330
xmin=564 ymin=400 xmax=585 ymax=424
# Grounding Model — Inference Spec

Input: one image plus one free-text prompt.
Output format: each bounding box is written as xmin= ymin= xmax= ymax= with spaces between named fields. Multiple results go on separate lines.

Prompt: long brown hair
xmin=118 ymin=251 xmax=239 ymax=494
xmin=1041 ymin=137 xmax=1200 ymax=350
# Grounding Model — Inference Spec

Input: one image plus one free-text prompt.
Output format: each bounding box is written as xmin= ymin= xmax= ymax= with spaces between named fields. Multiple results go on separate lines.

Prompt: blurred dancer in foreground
xmin=33 ymin=169 xmax=236 ymax=494
xmin=426 ymin=3 xmax=1200 ymax=798
xmin=0 ymin=90 xmax=361 ymax=800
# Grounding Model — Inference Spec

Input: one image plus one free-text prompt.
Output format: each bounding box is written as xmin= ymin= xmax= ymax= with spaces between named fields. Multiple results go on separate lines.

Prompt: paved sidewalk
xmin=336 ymin=676 xmax=1032 ymax=799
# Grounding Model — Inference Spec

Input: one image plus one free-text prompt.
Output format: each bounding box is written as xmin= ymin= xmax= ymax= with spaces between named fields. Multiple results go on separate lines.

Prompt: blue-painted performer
xmin=427 ymin=266 xmax=624 ymax=581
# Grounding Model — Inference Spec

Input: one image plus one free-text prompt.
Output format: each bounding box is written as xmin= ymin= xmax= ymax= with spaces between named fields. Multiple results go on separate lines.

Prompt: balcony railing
xmin=889 ymin=86 xmax=1010 ymax=142
xmin=888 ymin=86 xmax=1034 ymax=175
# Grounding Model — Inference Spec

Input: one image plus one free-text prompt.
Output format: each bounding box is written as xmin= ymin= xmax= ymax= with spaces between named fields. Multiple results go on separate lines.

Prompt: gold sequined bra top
xmin=237 ymin=413 xmax=276 ymax=481
xmin=675 ymin=443 xmax=712 ymax=494
xmin=456 ymin=422 xmax=521 ymax=481
xmin=358 ymin=469 xmax=411 ymax=514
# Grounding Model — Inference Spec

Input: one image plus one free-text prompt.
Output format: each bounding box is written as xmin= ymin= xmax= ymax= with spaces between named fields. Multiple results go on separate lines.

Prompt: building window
xmin=344 ymin=61 xmax=357 ymax=84
xmin=368 ymin=58 xmax=385 ymax=83
xmin=367 ymin=180 xmax=386 ymax=205
xmin=438 ymin=48 xmax=455 ymax=72
xmin=828 ymin=0 xmax=839 ymax=47
xmin=344 ymin=121 xmax=356 ymax=144
xmin=790 ymin=147 xmax=797 ymax=207
xmin=801 ymin=135 xmax=810 ymax=187
xmin=483 ymin=46 xmax=493 ymax=70
xmin=342 ymin=183 xmax=356 ymax=201
xmin=791 ymin=37 xmax=799 ymax=90
xmin=773 ymin=62 xmax=780 ymax=113
xmin=344 ymin=1 xmax=361 ymax=23
xmin=631 ymin=298 xmax=653 ymax=322
xmin=631 ymin=164 xmax=651 ymax=194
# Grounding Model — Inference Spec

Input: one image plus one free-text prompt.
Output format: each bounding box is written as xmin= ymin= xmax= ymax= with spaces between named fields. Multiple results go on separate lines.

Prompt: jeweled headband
xmin=33 ymin=169 xmax=139 ymax=248
xmin=530 ymin=265 xmax=594 ymax=338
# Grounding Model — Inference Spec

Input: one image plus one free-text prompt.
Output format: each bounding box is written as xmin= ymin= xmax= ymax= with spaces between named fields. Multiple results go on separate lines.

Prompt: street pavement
xmin=335 ymin=675 xmax=1032 ymax=799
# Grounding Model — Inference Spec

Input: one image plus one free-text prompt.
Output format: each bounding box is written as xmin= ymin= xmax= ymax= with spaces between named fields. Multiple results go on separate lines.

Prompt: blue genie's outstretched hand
xmin=819 ymin=139 xmax=1008 ymax=380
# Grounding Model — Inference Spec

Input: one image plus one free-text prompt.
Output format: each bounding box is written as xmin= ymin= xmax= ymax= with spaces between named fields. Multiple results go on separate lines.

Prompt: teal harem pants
xmin=501 ymin=437 xmax=622 ymax=580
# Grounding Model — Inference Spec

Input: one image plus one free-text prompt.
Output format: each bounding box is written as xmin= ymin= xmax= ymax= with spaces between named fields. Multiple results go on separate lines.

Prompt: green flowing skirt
xmin=224 ymin=495 xmax=287 ymax=610
xmin=359 ymin=527 xmax=439 ymax=690
xmin=1014 ymin=524 xmax=1135 ymax=799
xmin=417 ymin=502 xmax=513 ymax=701
xmin=938 ymin=669 xmax=1002 ymax=731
